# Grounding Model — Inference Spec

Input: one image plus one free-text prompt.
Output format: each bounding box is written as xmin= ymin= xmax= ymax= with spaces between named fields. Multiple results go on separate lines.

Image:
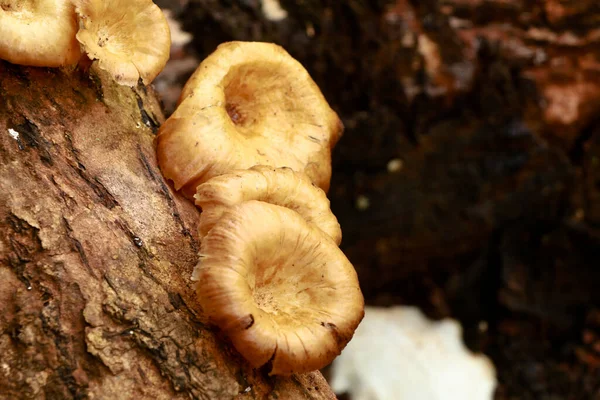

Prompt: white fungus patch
xmin=331 ymin=306 xmax=497 ymax=400
xmin=8 ymin=128 xmax=20 ymax=141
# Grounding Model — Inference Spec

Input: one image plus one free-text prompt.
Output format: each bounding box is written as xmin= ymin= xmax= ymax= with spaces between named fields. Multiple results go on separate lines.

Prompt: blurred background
xmin=154 ymin=1 xmax=600 ymax=398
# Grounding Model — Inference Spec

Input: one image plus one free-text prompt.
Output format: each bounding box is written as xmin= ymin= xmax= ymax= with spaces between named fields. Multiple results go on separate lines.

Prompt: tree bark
xmin=0 ymin=62 xmax=335 ymax=399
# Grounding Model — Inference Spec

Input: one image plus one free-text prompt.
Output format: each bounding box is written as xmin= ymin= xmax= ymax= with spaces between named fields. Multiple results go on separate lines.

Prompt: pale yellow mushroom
xmin=0 ymin=0 xmax=81 ymax=67
xmin=156 ymin=41 xmax=343 ymax=198
xmin=74 ymin=0 xmax=171 ymax=86
xmin=194 ymin=200 xmax=364 ymax=375
xmin=195 ymin=166 xmax=342 ymax=244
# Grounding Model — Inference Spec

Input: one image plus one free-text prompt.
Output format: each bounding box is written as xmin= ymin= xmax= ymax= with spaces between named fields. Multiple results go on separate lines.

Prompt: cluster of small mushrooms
xmin=1 ymin=0 xmax=364 ymax=376
xmin=0 ymin=0 xmax=171 ymax=86
xmin=158 ymin=41 xmax=365 ymax=375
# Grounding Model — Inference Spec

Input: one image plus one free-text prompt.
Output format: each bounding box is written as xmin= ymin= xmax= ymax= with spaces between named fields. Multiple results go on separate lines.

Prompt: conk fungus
xmin=74 ymin=0 xmax=171 ymax=86
xmin=193 ymin=200 xmax=364 ymax=375
xmin=194 ymin=166 xmax=342 ymax=244
xmin=0 ymin=0 xmax=81 ymax=67
xmin=156 ymin=41 xmax=343 ymax=198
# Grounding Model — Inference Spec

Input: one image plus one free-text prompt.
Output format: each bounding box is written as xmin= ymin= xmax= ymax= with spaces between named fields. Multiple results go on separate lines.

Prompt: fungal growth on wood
xmin=0 ymin=0 xmax=171 ymax=87
xmin=194 ymin=166 xmax=342 ymax=244
xmin=0 ymin=0 xmax=81 ymax=67
xmin=157 ymin=40 xmax=363 ymax=376
xmin=193 ymin=201 xmax=364 ymax=376
xmin=75 ymin=0 xmax=171 ymax=86
xmin=156 ymin=41 xmax=344 ymax=198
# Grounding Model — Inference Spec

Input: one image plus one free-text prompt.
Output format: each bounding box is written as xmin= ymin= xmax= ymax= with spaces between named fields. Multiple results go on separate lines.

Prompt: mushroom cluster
xmin=158 ymin=42 xmax=364 ymax=375
xmin=0 ymin=0 xmax=170 ymax=86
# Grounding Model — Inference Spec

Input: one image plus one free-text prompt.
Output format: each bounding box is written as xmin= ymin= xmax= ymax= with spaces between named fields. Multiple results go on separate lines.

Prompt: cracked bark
xmin=0 ymin=62 xmax=335 ymax=399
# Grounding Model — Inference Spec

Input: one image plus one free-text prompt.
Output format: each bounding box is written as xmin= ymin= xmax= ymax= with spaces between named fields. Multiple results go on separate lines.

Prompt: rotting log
xmin=0 ymin=61 xmax=335 ymax=399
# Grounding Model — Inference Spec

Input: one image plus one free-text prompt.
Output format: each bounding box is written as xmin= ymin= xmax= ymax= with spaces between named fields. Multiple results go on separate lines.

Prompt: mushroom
xmin=193 ymin=200 xmax=364 ymax=375
xmin=0 ymin=0 xmax=81 ymax=67
xmin=195 ymin=166 xmax=342 ymax=244
xmin=74 ymin=0 xmax=171 ymax=86
xmin=156 ymin=41 xmax=343 ymax=198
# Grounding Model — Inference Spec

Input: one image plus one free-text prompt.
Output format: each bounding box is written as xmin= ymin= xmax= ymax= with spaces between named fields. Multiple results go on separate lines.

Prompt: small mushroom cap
xmin=195 ymin=201 xmax=364 ymax=375
xmin=195 ymin=166 xmax=342 ymax=244
xmin=0 ymin=0 xmax=81 ymax=67
xmin=74 ymin=0 xmax=171 ymax=86
xmin=156 ymin=41 xmax=343 ymax=198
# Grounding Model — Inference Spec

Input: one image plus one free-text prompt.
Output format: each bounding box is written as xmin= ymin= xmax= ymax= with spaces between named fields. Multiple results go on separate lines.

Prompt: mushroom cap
xmin=0 ymin=0 xmax=81 ymax=67
xmin=74 ymin=0 xmax=171 ymax=86
xmin=195 ymin=166 xmax=342 ymax=244
xmin=156 ymin=41 xmax=343 ymax=198
xmin=194 ymin=201 xmax=364 ymax=375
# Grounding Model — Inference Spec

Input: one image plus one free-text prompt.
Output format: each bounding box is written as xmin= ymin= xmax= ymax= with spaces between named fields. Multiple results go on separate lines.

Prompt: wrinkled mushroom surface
xmin=195 ymin=166 xmax=342 ymax=244
xmin=156 ymin=41 xmax=343 ymax=198
xmin=75 ymin=0 xmax=171 ymax=86
xmin=0 ymin=0 xmax=81 ymax=67
xmin=194 ymin=201 xmax=364 ymax=375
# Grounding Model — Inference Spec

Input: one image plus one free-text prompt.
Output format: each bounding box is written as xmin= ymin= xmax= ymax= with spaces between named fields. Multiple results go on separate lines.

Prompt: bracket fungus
xmin=194 ymin=166 xmax=342 ymax=244
xmin=74 ymin=0 xmax=171 ymax=86
xmin=193 ymin=201 xmax=364 ymax=375
xmin=0 ymin=0 xmax=81 ymax=67
xmin=156 ymin=41 xmax=343 ymax=198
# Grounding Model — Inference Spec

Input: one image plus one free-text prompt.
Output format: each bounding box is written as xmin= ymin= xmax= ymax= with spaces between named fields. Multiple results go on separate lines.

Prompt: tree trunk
xmin=0 ymin=62 xmax=335 ymax=399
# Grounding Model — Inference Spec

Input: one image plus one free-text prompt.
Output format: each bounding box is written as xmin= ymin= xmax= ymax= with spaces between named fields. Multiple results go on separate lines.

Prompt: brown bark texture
xmin=158 ymin=0 xmax=600 ymax=398
xmin=0 ymin=62 xmax=335 ymax=399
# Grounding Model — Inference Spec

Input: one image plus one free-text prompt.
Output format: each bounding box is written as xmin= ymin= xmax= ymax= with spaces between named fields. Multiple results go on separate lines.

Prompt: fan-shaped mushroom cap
xmin=156 ymin=41 xmax=343 ymax=198
xmin=194 ymin=201 xmax=363 ymax=375
xmin=0 ymin=0 xmax=81 ymax=67
xmin=74 ymin=0 xmax=171 ymax=86
xmin=195 ymin=166 xmax=342 ymax=244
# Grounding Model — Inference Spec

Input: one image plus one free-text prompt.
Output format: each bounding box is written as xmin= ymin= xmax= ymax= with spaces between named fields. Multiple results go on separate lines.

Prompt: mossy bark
xmin=0 ymin=61 xmax=335 ymax=400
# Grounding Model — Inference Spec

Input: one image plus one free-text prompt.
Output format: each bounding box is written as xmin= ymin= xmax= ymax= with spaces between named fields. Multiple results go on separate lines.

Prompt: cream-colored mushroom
xmin=193 ymin=200 xmax=363 ymax=375
xmin=0 ymin=0 xmax=81 ymax=67
xmin=195 ymin=166 xmax=342 ymax=244
xmin=156 ymin=41 xmax=343 ymax=198
xmin=74 ymin=0 xmax=171 ymax=86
